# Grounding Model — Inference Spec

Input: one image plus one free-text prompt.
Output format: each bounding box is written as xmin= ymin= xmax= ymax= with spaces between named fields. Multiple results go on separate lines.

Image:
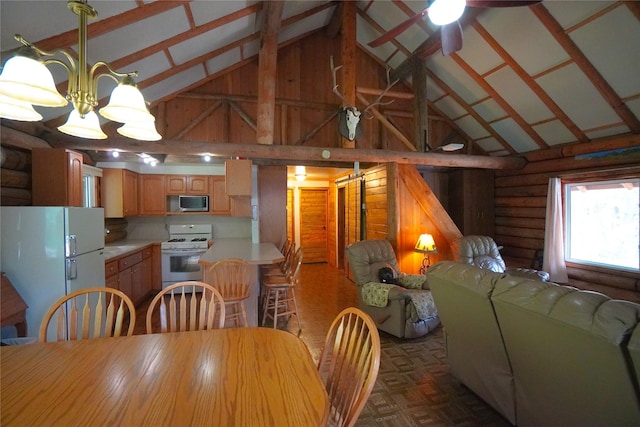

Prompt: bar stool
xmin=204 ymin=258 xmax=251 ymax=327
xmin=261 ymin=248 xmax=303 ymax=333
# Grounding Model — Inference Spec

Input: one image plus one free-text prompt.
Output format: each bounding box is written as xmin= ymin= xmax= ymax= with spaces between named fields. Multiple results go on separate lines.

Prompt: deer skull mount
xmin=330 ymin=56 xmax=398 ymax=142
xmin=339 ymin=106 xmax=362 ymax=141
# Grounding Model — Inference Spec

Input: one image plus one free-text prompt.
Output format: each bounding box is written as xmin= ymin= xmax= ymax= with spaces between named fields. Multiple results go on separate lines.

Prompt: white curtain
xmin=543 ymin=178 xmax=568 ymax=283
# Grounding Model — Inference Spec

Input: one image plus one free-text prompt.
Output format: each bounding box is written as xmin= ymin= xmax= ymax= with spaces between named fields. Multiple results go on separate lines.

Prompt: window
xmin=565 ymin=178 xmax=639 ymax=271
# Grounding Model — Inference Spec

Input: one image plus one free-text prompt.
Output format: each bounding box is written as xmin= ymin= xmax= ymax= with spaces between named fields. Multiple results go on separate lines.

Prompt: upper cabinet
xmin=102 ymin=168 xmax=139 ymax=218
xmin=32 ymin=148 xmax=83 ymax=207
xmin=139 ymin=174 xmax=166 ymax=216
xmin=166 ymin=175 xmax=209 ymax=195
xmin=225 ymin=160 xmax=252 ymax=196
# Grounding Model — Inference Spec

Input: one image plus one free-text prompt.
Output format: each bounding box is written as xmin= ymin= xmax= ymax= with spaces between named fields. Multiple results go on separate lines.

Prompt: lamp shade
xmin=100 ymin=79 xmax=154 ymax=123
xmin=0 ymin=55 xmax=67 ymax=107
xmin=428 ymin=0 xmax=466 ymax=25
xmin=415 ymin=234 xmax=437 ymax=253
xmin=117 ymin=120 xmax=162 ymax=141
xmin=58 ymin=109 xmax=107 ymax=139
xmin=0 ymin=94 xmax=43 ymax=121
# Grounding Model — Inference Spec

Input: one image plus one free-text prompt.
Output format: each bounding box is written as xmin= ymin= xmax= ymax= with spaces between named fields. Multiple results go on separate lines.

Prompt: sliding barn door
xmin=299 ymin=188 xmax=328 ymax=263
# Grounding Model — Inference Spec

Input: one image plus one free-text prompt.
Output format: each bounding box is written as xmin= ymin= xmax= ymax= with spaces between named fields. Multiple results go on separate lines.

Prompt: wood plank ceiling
xmin=1 ymin=1 xmax=639 ymax=167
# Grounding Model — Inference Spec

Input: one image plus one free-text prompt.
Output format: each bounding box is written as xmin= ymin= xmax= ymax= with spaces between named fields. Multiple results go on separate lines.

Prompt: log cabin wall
xmin=495 ymin=141 xmax=640 ymax=303
xmin=0 ymin=146 xmax=32 ymax=206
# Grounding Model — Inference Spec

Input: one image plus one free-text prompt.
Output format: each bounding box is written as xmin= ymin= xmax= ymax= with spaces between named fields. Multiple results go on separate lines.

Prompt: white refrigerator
xmin=0 ymin=207 xmax=105 ymax=340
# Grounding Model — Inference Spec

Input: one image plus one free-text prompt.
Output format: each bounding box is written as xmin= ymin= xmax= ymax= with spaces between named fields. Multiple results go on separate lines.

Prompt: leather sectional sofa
xmin=427 ymin=261 xmax=640 ymax=427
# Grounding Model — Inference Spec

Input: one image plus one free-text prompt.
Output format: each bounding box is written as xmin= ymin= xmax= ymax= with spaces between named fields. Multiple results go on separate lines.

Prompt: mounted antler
xmin=362 ymin=67 xmax=399 ymax=118
xmin=330 ymin=56 xmax=399 ymax=142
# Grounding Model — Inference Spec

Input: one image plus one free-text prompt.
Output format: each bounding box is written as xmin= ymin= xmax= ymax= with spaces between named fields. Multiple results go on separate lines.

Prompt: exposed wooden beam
xmin=532 ymin=3 xmax=640 ymax=133
xmin=413 ymin=57 xmax=428 ymax=153
xmin=43 ymin=135 xmax=527 ymax=170
xmin=172 ymin=100 xmax=222 ymax=140
xmin=341 ymin=0 xmax=357 ymax=149
xmin=356 ymin=93 xmax=415 ymax=152
xmin=471 ymin=20 xmax=588 ymax=144
xmin=256 ymin=1 xmax=284 ymax=145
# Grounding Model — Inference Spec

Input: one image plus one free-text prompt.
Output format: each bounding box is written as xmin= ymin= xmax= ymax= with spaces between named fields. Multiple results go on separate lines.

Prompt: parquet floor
xmin=133 ymin=263 xmax=511 ymax=427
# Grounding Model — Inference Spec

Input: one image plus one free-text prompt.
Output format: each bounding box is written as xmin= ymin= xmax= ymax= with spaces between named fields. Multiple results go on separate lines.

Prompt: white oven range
xmin=161 ymin=224 xmax=212 ymax=289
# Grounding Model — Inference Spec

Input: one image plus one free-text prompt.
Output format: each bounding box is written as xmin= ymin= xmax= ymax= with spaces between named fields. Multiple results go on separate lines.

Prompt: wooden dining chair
xmin=203 ymin=258 xmax=251 ymax=327
xmin=317 ymin=307 xmax=381 ymax=427
xmin=261 ymin=247 xmax=303 ymax=333
xmin=39 ymin=287 xmax=136 ymax=343
xmin=146 ymin=281 xmax=226 ymax=334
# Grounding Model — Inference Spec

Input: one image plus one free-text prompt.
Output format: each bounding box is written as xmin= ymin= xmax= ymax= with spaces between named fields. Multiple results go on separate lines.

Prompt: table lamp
xmin=414 ymin=233 xmax=437 ymax=274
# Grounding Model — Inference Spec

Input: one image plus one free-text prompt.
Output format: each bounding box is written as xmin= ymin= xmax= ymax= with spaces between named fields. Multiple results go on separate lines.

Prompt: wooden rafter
xmin=471 ymin=20 xmax=588 ymax=144
xmin=531 ymin=3 xmax=640 ymax=133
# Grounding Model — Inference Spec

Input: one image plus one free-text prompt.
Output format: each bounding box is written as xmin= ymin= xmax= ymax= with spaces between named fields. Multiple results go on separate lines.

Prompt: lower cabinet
xmin=106 ymin=245 xmax=158 ymax=307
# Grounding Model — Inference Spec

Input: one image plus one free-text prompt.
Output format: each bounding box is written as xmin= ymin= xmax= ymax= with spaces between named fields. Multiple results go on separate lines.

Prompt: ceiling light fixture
xmin=203 ymin=154 xmax=212 ymax=162
xmin=0 ymin=1 xmax=161 ymax=141
xmin=428 ymin=0 xmax=466 ymax=26
xmin=295 ymin=166 xmax=307 ymax=182
xmin=138 ymin=152 xmax=158 ymax=166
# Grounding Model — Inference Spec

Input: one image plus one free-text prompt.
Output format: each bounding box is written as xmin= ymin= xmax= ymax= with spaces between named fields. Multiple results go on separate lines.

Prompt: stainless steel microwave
xmin=178 ymin=195 xmax=209 ymax=212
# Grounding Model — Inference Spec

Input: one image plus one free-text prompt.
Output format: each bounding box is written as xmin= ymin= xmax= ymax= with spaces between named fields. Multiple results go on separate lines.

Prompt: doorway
xmin=299 ymin=188 xmax=328 ymax=263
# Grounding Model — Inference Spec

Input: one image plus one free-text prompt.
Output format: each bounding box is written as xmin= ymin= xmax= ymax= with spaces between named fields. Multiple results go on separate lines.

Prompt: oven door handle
xmin=162 ymin=249 xmax=207 ymax=255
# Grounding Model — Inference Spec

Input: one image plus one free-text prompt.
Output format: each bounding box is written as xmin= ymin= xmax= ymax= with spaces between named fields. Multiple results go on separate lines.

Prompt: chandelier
xmin=0 ymin=1 xmax=161 ymax=141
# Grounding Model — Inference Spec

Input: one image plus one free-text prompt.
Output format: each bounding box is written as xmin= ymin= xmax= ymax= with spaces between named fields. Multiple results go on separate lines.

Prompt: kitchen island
xmin=199 ymin=239 xmax=284 ymax=326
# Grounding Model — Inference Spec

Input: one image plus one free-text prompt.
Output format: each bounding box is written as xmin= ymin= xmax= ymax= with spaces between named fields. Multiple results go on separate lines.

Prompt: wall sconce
xmin=295 ymin=165 xmax=307 ymax=181
xmin=414 ymin=233 xmax=437 ymax=274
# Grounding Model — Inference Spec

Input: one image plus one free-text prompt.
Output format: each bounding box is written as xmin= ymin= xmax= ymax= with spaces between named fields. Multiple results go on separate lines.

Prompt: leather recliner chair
xmin=453 ymin=235 xmax=550 ymax=281
xmin=346 ymin=239 xmax=440 ymax=339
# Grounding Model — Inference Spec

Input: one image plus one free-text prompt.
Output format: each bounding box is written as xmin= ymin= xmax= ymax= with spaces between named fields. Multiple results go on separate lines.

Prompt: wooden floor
xmin=133 ymin=263 xmax=510 ymax=427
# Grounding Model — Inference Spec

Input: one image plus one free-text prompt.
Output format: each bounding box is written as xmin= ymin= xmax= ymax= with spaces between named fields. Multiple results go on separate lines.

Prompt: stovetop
xmin=162 ymin=224 xmax=212 ymax=250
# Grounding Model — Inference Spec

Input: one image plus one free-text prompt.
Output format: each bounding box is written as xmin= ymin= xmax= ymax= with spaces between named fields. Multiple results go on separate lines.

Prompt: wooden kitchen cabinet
xmin=166 ymin=175 xmax=209 ymax=195
xmin=102 ymin=168 xmax=139 ymax=218
xmin=105 ymin=245 xmax=155 ymax=306
xmin=32 ymin=148 xmax=83 ymax=206
xmin=151 ymin=244 xmax=162 ymax=291
xmin=225 ymin=159 xmax=252 ymax=196
xmin=209 ymin=176 xmax=231 ymax=215
xmin=209 ymin=175 xmax=251 ymax=217
xmin=139 ymin=174 xmax=166 ymax=215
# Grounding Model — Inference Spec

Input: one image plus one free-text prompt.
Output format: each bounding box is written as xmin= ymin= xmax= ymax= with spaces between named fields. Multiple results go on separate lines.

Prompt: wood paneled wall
xmin=496 ymin=142 xmax=640 ymax=303
xmin=162 ymin=31 xmax=415 ymax=149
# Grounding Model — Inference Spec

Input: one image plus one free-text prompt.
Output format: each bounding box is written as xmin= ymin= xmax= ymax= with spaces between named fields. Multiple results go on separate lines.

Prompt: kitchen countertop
xmin=198 ymin=239 xmax=284 ymax=266
xmin=104 ymin=240 xmax=159 ymax=261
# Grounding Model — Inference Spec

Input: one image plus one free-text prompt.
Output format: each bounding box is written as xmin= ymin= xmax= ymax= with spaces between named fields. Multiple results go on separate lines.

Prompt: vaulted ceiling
xmin=1 ymin=0 xmax=639 ymax=166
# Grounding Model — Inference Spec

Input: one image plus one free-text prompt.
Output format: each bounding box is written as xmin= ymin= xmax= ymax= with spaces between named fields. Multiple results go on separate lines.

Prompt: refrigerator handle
xmin=67 ymin=258 xmax=77 ymax=280
xmin=66 ymin=235 xmax=77 ymax=257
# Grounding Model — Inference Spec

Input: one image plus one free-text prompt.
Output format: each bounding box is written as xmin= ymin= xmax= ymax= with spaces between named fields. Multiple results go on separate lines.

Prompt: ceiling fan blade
xmin=467 ymin=0 xmax=542 ymax=8
xmin=368 ymin=8 xmax=428 ymax=48
xmin=441 ymin=20 xmax=463 ymax=55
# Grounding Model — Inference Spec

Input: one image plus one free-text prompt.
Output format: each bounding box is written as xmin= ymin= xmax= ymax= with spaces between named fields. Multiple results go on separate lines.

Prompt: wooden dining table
xmin=1 ymin=327 xmax=329 ymax=426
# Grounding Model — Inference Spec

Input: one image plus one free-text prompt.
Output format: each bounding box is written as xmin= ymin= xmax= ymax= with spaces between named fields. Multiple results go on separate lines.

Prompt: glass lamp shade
xmin=415 ymin=233 xmax=438 ymax=253
xmin=0 ymin=94 xmax=43 ymax=121
xmin=100 ymin=82 xmax=154 ymax=123
xmin=295 ymin=165 xmax=307 ymax=181
xmin=58 ymin=109 xmax=107 ymax=139
xmin=0 ymin=55 xmax=67 ymax=107
xmin=428 ymin=0 xmax=466 ymax=25
xmin=117 ymin=120 xmax=162 ymax=141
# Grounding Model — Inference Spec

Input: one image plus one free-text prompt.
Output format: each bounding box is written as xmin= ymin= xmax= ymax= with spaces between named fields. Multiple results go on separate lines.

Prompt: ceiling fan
xmin=368 ymin=0 xmax=542 ymax=56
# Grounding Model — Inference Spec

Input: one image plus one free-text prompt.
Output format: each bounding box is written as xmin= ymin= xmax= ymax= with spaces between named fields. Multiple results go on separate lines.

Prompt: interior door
xmin=299 ymin=188 xmax=328 ymax=263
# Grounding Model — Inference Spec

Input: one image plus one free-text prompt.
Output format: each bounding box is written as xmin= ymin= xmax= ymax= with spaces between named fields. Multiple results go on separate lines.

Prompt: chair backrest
xmin=288 ymin=247 xmax=304 ymax=283
xmin=204 ymin=258 xmax=251 ymax=301
xmin=317 ymin=307 xmax=381 ymax=427
xmin=453 ymin=235 xmax=506 ymax=273
xmin=39 ymin=287 xmax=136 ymax=343
xmin=146 ymin=281 xmax=226 ymax=334
xmin=345 ymin=239 xmax=400 ymax=286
